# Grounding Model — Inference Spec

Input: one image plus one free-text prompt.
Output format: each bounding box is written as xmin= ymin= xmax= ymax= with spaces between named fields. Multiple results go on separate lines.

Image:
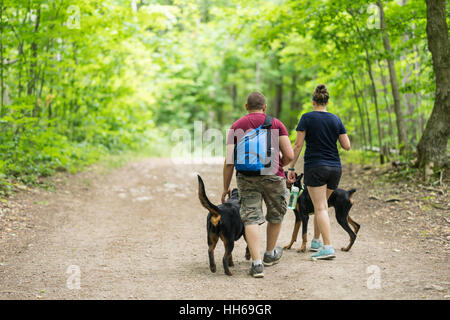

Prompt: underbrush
xmin=342 ymin=149 xmax=448 ymax=189
xmin=0 ymin=124 xmax=170 ymax=197
xmin=340 ymin=149 xmax=380 ymax=166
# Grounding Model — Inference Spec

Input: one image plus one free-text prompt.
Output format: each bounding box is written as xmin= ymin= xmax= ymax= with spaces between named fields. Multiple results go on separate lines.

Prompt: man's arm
xmin=222 ymin=144 xmax=235 ymax=203
xmin=279 ymin=135 xmax=294 ymax=167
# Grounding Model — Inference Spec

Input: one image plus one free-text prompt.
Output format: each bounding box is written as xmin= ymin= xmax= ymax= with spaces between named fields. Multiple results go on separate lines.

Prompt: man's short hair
xmin=247 ymin=92 xmax=266 ymax=110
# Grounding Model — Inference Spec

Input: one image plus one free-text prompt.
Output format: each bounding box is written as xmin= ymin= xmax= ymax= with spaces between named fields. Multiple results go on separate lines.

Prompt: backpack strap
xmin=262 ymin=115 xmax=274 ymax=129
xmin=262 ymin=115 xmax=274 ymax=160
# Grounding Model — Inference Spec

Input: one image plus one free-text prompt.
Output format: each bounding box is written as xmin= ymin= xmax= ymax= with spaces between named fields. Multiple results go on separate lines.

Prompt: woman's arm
xmin=339 ymin=133 xmax=351 ymax=151
xmin=287 ymin=131 xmax=305 ymax=182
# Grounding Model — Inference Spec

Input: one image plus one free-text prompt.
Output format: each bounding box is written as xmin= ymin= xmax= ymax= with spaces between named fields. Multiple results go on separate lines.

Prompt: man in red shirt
xmin=223 ymin=92 xmax=294 ymax=278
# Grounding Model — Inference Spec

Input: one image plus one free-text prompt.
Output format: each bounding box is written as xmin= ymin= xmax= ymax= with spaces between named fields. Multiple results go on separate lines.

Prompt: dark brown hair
xmin=247 ymin=92 xmax=266 ymax=110
xmin=312 ymin=84 xmax=329 ymax=105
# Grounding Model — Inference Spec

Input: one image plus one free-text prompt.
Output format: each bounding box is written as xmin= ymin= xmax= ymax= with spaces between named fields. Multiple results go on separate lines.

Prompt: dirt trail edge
xmin=0 ymin=159 xmax=448 ymax=299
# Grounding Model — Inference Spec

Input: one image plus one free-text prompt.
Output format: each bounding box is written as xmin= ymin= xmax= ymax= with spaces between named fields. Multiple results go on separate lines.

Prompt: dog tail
xmin=348 ymin=188 xmax=356 ymax=204
xmin=197 ymin=175 xmax=220 ymax=218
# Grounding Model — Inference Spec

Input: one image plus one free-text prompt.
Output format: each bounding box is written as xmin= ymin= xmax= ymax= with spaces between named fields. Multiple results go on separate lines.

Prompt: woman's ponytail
xmin=312 ymin=84 xmax=329 ymax=105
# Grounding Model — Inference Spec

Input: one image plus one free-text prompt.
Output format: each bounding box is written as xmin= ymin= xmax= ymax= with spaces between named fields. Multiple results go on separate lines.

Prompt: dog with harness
xmin=285 ymin=172 xmax=360 ymax=253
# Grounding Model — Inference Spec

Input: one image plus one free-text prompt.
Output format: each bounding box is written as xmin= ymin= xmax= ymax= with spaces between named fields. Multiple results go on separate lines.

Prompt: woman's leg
xmin=313 ymin=188 xmax=335 ymax=240
xmin=307 ymin=185 xmax=332 ymax=246
xmin=326 ymin=189 xmax=334 ymax=199
xmin=313 ymin=214 xmax=321 ymax=239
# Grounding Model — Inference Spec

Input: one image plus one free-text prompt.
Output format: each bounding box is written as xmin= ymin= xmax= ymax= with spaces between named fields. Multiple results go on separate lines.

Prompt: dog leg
xmin=298 ymin=214 xmax=309 ymax=252
xmin=228 ymin=252 xmax=234 ymax=267
xmin=347 ymin=216 xmax=360 ymax=235
xmin=208 ymin=233 xmax=219 ymax=273
xmin=220 ymin=234 xmax=234 ymax=276
xmin=223 ymin=242 xmax=234 ymax=276
xmin=245 ymin=246 xmax=251 ymax=260
xmin=336 ymin=213 xmax=357 ymax=252
xmin=298 ymin=233 xmax=307 ymax=252
xmin=243 ymin=234 xmax=251 ymax=260
xmin=285 ymin=220 xmax=301 ymax=249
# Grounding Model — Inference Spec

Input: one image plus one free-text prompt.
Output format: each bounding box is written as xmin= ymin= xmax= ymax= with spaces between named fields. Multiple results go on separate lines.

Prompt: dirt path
xmin=0 ymin=159 xmax=448 ymax=299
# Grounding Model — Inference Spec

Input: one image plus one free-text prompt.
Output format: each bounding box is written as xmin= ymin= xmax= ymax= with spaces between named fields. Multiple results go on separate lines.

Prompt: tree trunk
xmin=363 ymin=47 xmax=384 ymax=164
xmin=0 ymin=0 xmax=4 ymax=118
xmin=350 ymin=73 xmax=367 ymax=148
xmin=255 ymin=61 xmax=261 ymax=87
xmin=274 ymin=79 xmax=283 ymax=119
xmin=416 ymin=0 xmax=450 ymax=170
xmin=351 ymin=21 xmax=380 ymax=156
xmin=30 ymin=8 xmax=41 ymax=118
xmin=378 ymin=59 xmax=397 ymax=151
xmin=18 ymin=42 xmax=24 ymax=98
xmin=290 ymin=74 xmax=297 ymax=110
xmin=289 ymin=74 xmax=302 ymax=129
xmin=231 ymin=84 xmax=237 ymax=110
xmin=400 ymin=0 xmax=417 ymax=146
xmin=414 ymin=43 xmax=423 ymax=136
xmin=401 ymin=43 xmax=416 ymax=145
xmin=361 ymin=85 xmax=373 ymax=149
xmin=201 ymin=0 xmax=209 ymax=23
xmin=377 ymin=0 xmax=408 ymax=153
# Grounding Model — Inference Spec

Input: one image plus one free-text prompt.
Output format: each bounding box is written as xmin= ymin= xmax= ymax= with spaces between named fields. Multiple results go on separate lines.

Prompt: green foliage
xmin=340 ymin=149 xmax=380 ymax=166
xmin=0 ymin=0 xmax=443 ymax=195
xmin=0 ymin=0 xmax=159 ymax=191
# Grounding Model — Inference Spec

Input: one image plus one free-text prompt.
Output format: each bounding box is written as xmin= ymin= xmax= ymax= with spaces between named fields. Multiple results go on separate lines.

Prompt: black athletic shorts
xmin=304 ymin=166 xmax=342 ymax=190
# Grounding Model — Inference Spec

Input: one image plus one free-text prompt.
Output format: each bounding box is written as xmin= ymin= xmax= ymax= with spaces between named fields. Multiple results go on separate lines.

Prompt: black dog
xmin=197 ymin=175 xmax=250 ymax=276
xmin=285 ymin=173 xmax=360 ymax=252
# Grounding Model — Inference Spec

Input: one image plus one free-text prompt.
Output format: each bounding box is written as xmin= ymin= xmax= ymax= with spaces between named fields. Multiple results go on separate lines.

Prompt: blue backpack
xmin=234 ymin=115 xmax=274 ymax=175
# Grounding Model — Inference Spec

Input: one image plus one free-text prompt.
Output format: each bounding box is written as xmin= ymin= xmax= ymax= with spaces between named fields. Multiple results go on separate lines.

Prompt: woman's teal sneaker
xmin=311 ymin=246 xmax=336 ymax=260
xmin=310 ymin=239 xmax=323 ymax=252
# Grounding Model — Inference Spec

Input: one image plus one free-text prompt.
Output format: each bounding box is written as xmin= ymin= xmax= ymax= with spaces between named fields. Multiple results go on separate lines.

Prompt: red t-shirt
xmin=226 ymin=113 xmax=289 ymax=178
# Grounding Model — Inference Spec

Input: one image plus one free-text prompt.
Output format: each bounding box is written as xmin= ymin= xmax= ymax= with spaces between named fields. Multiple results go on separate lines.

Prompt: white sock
xmin=313 ymin=238 xmax=321 ymax=242
xmin=323 ymin=245 xmax=333 ymax=250
xmin=252 ymin=259 xmax=262 ymax=266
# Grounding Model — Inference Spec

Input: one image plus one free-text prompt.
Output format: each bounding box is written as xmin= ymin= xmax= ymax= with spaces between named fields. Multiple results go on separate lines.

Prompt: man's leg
xmin=261 ymin=175 xmax=287 ymax=265
xmin=245 ymin=224 xmax=261 ymax=262
xmin=266 ymin=222 xmax=282 ymax=252
xmin=236 ymin=175 xmax=265 ymax=274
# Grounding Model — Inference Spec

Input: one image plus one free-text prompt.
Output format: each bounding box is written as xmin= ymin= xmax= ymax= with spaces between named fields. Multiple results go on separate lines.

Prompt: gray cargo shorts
xmin=236 ymin=173 xmax=288 ymax=226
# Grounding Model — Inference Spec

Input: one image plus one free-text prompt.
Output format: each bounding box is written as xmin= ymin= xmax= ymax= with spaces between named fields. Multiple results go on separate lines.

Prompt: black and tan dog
xmin=198 ymin=175 xmax=250 ymax=276
xmin=285 ymin=173 xmax=360 ymax=252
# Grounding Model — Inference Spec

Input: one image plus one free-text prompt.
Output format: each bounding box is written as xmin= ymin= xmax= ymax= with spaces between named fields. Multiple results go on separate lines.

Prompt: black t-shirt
xmin=296 ymin=111 xmax=346 ymax=170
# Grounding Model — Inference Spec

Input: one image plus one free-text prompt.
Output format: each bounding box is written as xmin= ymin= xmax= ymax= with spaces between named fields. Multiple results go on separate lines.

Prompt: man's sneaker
xmin=311 ymin=247 xmax=336 ymax=261
xmin=249 ymin=263 xmax=264 ymax=278
xmin=263 ymin=246 xmax=283 ymax=266
xmin=310 ymin=239 xmax=323 ymax=252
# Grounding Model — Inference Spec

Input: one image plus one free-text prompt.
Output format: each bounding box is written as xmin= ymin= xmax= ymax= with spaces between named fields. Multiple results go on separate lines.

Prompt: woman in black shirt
xmin=288 ymin=84 xmax=351 ymax=260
